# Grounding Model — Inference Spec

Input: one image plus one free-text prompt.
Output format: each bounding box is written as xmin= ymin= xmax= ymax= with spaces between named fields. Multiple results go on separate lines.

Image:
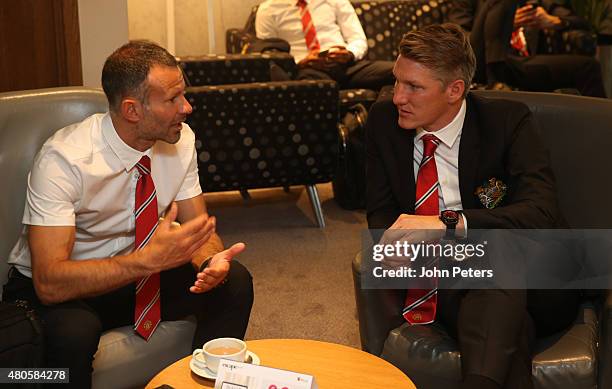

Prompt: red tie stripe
xmin=511 ymin=27 xmax=529 ymax=57
xmin=133 ymin=155 xmax=161 ymax=340
xmin=403 ymin=134 xmax=440 ymax=325
xmin=296 ymin=0 xmax=320 ymax=52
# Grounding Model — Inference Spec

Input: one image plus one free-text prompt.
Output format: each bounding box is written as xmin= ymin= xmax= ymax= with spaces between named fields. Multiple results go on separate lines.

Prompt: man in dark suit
xmin=366 ymin=23 xmax=579 ymax=388
xmin=449 ymin=0 xmax=606 ymax=97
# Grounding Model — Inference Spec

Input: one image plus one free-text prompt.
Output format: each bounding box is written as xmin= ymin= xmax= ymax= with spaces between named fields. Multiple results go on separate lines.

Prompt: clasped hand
xmin=378 ymin=214 xmax=446 ymax=268
xmin=297 ymin=46 xmax=355 ymax=70
xmin=514 ymin=5 xmax=561 ymax=30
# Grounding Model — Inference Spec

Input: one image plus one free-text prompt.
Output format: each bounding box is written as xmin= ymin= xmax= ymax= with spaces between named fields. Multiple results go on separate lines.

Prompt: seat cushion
xmin=380 ymin=303 xmax=598 ymax=389
xmin=92 ymin=317 xmax=196 ymax=389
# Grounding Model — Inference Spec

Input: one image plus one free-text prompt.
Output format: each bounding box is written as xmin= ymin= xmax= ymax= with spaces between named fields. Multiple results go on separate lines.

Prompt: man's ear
xmin=446 ymin=79 xmax=465 ymax=103
xmin=120 ymin=98 xmax=143 ymax=124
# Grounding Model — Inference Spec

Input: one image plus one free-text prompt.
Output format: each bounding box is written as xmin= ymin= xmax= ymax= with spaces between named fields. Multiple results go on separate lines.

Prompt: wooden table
xmin=146 ymin=339 xmax=416 ymax=389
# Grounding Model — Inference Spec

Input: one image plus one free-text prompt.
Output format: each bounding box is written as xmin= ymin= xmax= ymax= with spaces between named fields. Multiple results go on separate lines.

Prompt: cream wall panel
xmin=128 ymin=0 xmax=167 ymax=48
xmin=128 ymin=0 xmax=263 ymax=55
xmin=175 ymin=0 xmax=209 ymax=56
xmin=78 ymin=0 xmax=129 ymax=88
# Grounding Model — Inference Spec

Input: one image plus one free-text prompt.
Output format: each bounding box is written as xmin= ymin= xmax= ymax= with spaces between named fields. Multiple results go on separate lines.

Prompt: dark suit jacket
xmin=366 ymin=93 xmax=565 ymax=230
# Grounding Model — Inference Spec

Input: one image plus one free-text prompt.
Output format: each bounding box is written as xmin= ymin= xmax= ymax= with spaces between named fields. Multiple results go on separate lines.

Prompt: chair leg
xmin=306 ymin=184 xmax=325 ymax=228
xmin=240 ymin=189 xmax=251 ymax=200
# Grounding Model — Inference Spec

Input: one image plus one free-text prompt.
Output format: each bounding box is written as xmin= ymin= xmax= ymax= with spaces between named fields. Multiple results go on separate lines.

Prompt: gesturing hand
xmin=190 ymin=242 xmax=246 ymax=293
xmin=142 ymin=202 xmax=216 ymax=272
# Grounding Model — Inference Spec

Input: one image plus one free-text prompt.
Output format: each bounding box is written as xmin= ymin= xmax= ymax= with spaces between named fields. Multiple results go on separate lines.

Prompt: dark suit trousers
xmin=506 ymin=54 xmax=607 ymax=97
xmin=2 ymin=262 xmax=254 ymax=389
xmin=297 ymin=59 xmax=395 ymax=90
xmin=437 ymin=288 xmax=579 ymax=389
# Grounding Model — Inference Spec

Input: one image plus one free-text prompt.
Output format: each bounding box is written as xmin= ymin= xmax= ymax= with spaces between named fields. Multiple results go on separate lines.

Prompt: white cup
xmin=192 ymin=337 xmax=247 ymax=374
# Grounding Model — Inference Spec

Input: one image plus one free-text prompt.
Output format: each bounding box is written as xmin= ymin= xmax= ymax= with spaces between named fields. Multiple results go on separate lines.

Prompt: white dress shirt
xmin=255 ymin=0 xmax=368 ymax=63
xmin=413 ymin=100 xmax=468 ymax=228
xmin=8 ymin=113 xmax=202 ymax=277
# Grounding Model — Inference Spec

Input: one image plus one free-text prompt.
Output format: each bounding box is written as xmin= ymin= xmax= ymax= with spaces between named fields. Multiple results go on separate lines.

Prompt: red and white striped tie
xmin=133 ymin=155 xmax=161 ymax=340
xmin=403 ymin=134 xmax=440 ymax=325
xmin=296 ymin=0 xmax=320 ymax=53
xmin=511 ymin=27 xmax=529 ymax=57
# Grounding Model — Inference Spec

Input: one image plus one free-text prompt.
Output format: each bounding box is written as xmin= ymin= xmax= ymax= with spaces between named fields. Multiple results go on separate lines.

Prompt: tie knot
xmin=421 ymin=134 xmax=440 ymax=157
xmin=136 ymin=156 xmax=151 ymax=176
xmin=296 ymin=0 xmax=306 ymax=6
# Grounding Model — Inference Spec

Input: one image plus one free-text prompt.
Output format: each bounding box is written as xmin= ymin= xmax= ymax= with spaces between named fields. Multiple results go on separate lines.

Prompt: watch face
xmin=441 ymin=210 xmax=459 ymax=224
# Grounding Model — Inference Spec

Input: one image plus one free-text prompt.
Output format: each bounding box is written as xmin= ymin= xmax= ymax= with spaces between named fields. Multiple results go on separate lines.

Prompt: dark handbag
xmin=332 ymin=103 xmax=368 ymax=210
xmin=0 ymin=299 xmax=44 ymax=369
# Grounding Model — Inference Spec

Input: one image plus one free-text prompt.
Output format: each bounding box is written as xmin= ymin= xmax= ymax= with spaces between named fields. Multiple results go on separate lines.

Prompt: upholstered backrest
xmin=473 ymin=91 xmax=612 ymax=228
xmin=185 ymin=80 xmax=339 ymax=192
xmin=0 ymin=87 xmax=108 ymax=295
xmin=353 ymin=0 xmax=450 ymax=61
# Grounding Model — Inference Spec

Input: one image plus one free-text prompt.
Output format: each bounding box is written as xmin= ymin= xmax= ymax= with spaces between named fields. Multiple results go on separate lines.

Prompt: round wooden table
xmin=146 ymin=339 xmax=416 ymax=389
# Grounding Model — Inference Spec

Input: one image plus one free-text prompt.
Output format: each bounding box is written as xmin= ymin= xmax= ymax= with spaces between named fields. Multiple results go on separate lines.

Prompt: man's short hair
xmin=101 ymin=40 xmax=178 ymax=113
xmin=399 ymin=23 xmax=476 ymax=97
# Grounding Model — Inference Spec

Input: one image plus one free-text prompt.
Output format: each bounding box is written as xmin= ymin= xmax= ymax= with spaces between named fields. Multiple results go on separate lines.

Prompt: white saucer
xmin=190 ymin=350 xmax=261 ymax=380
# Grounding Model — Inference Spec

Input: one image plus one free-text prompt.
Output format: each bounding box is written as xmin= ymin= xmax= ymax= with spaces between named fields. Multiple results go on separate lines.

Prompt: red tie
xmin=296 ymin=0 xmax=320 ymax=53
xmin=511 ymin=27 xmax=529 ymax=57
xmin=403 ymin=134 xmax=440 ymax=325
xmin=133 ymin=156 xmax=161 ymax=340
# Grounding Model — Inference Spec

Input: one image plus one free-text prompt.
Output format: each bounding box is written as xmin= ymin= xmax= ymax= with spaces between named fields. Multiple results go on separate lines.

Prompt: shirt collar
xmin=415 ymin=99 xmax=467 ymax=148
xmin=101 ymin=113 xmax=152 ymax=172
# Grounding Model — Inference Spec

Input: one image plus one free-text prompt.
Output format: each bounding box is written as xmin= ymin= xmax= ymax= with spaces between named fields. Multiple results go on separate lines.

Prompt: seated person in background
xmin=449 ymin=0 xmax=607 ymax=97
xmin=255 ymin=0 xmax=395 ymax=90
xmin=2 ymin=40 xmax=254 ymax=389
xmin=366 ymin=23 xmax=579 ymax=388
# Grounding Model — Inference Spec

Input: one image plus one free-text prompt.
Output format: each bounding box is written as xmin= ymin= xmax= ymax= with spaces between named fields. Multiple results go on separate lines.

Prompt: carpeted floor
xmin=203 ymin=183 xmax=366 ymax=348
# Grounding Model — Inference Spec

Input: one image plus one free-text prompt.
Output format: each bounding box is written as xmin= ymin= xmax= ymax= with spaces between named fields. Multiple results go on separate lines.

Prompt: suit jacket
xmin=366 ymin=93 xmax=565 ymax=230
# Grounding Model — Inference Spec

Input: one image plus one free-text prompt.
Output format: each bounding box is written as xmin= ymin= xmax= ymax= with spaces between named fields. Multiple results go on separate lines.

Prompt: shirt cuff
xmin=458 ymin=212 xmax=468 ymax=239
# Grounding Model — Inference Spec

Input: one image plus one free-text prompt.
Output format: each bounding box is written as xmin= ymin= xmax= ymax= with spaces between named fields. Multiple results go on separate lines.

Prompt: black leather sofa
xmin=352 ymin=90 xmax=612 ymax=389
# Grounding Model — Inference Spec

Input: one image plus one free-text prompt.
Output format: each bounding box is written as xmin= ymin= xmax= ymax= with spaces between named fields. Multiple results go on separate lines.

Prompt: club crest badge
xmin=475 ymin=178 xmax=507 ymax=209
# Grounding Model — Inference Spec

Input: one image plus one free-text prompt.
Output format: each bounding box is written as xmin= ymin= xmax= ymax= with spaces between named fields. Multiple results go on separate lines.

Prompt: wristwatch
xmin=439 ymin=210 xmax=461 ymax=240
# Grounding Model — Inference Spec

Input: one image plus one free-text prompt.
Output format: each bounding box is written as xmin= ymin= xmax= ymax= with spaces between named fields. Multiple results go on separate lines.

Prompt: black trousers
xmin=436 ymin=288 xmax=580 ymax=389
xmin=506 ymin=54 xmax=607 ymax=97
xmin=2 ymin=262 xmax=254 ymax=389
xmin=467 ymin=0 xmax=607 ymax=97
xmin=297 ymin=59 xmax=395 ymax=90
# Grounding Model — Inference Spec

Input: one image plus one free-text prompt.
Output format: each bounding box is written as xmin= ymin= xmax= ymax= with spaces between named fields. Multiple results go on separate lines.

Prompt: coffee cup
xmin=192 ymin=337 xmax=247 ymax=374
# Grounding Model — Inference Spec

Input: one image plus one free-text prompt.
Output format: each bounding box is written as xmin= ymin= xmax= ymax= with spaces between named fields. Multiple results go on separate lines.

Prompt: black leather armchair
xmin=353 ymin=90 xmax=612 ymax=389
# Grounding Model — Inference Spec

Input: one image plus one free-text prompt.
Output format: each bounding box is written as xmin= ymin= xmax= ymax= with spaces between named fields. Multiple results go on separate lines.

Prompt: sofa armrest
xmin=599 ymin=289 xmax=612 ymax=388
xmin=352 ymin=251 xmax=406 ymax=356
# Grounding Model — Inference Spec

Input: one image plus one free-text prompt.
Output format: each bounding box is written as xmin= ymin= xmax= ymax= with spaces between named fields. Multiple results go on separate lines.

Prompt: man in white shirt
xmin=255 ymin=0 xmax=394 ymax=90
xmin=3 ymin=41 xmax=253 ymax=388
